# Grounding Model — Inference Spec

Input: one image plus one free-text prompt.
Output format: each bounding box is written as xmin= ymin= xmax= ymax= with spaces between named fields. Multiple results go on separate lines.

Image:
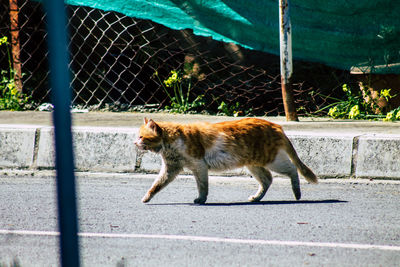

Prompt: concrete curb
xmin=0 ymin=125 xmax=399 ymax=179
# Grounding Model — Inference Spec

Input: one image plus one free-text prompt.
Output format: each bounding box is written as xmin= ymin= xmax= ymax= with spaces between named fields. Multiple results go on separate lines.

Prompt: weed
xmin=153 ymin=70 xmax=204 ymax=113
xmin=315 ymin=83 xmax=399 ymax=121
xmin=217 ymin=101 xmax=239 ymax=117
xmin=383 ymin=106 xmax=400 ymax=122
xmin=0 ymin=36 xmax=30 ymax=110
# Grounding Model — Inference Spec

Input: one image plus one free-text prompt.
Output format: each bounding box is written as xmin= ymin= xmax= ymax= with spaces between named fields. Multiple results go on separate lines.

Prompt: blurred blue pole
xmin=43 ymin=0 xmax=80 ymax=266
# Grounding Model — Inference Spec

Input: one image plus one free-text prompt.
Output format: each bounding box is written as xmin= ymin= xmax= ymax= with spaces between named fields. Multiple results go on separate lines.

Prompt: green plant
xmin=217 ymin=101 xmax=253 ymax=117
xmin=383 ymin=106 xmax=400 ymax=122
xmin=218 ymin=101 xmax=241 ymax=117
xmin=153 ymin=70 xmax=204 ymax=113
xmin=316 ymin=83 xmax=399 ymax=121
xmin=0 ymin=36 xmax=30 ymax=110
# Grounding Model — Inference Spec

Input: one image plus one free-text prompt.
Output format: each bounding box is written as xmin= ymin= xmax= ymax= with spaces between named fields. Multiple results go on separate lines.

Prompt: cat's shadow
xmin=148 ymin=199 xmax=347 ymax=206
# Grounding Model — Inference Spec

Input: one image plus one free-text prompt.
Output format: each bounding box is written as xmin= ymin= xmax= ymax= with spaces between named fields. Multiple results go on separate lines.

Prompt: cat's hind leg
xmin=191 ymin=160 xmax=209 ymax=204
xmin=267 ymin=149 xmax=301 ymax=200
xmin=247 ymin=166 xmax=273 ymax=202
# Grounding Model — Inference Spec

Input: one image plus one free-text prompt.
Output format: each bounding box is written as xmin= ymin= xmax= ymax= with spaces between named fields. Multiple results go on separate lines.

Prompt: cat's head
xmin=134 ymin=118 xmax=163 ymax=152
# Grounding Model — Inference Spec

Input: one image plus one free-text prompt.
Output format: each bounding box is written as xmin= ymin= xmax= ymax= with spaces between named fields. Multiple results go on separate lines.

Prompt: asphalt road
xmin=1 ymin=172 xmax=400 ymax=267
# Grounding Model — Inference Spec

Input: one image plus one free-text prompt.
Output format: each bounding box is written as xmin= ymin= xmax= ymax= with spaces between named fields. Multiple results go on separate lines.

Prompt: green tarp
xmin=62 ymin=0 xmax=400 ymax=73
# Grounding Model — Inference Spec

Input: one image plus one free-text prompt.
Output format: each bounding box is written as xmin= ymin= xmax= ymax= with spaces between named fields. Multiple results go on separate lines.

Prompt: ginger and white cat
xmin=134 ymin=117 xmax=317 ymax=204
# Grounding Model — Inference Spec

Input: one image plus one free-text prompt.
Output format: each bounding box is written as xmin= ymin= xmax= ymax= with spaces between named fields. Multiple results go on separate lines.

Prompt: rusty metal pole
xmin=279 ymin=0 xmax=298 ymax=121
xmin=9 ymin=0 xmax=23 ymax=92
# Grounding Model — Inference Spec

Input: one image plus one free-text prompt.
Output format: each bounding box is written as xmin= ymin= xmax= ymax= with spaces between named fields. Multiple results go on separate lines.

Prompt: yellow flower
xmin=380 ymin=89 xmax=393 ymax=101
xmin=7 ymin=82 xmax=14 ymax=89
xmin=383 ymin=111 xmax=394 ymax=122
xmin=171 ymin=72 xmax=178 ymax=81
xmin=163 ymin=70 xmax=181 ymax=87
xmin=0 ymin=36 xmax=8 ymax=45
xmin=164 ymin=78 xmax=172 ymax=88
xmin=396 ymin=111 xmax=400 ymax=120
xmin=348 ymin=105 xmax=360 ymax=119
xmin=328 ymin=106 xmax=338 ymax=118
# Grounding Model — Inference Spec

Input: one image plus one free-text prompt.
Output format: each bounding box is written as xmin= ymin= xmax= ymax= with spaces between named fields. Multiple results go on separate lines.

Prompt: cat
xmin=134 ymin=117 xmax=317 ymax=204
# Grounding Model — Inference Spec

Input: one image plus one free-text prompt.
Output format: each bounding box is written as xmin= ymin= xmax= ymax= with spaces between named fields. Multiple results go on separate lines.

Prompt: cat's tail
xmin=282 ymin=135 xmax=318 ymax=184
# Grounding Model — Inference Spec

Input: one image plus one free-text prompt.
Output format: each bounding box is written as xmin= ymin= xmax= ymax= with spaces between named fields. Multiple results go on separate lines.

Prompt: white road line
xmin=1 ymin=229 xmax=399 ymax=252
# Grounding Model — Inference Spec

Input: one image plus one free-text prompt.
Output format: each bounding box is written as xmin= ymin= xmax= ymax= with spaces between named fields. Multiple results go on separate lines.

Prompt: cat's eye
xmin=139 ymin=136 xmax=143 ymax=139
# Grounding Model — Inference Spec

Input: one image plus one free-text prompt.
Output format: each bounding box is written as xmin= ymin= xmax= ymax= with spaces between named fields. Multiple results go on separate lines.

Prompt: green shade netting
xmin=58 ymin=0 xmax=400 ymax=73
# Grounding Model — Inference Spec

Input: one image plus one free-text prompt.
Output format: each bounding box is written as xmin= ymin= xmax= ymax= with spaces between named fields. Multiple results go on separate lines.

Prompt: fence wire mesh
xmin=0 ymin=0 xmax=355 ymax=116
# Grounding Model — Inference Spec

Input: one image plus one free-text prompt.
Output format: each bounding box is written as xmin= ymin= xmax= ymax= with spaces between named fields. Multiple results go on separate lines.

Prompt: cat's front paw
xmin=194 ymin=197 xmax=207 ymax=205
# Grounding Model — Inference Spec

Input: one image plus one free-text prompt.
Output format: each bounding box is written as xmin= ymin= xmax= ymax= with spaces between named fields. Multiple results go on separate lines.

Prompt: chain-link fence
xmin=0 ymin=0 xmax=355 ymax=116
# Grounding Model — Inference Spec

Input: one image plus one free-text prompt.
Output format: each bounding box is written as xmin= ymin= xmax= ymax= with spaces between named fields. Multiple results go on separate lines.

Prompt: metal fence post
xmin=43 ymin=0 xmax=80 ymax=266
xmin=279 ymin=0 xmax=298 ymax=121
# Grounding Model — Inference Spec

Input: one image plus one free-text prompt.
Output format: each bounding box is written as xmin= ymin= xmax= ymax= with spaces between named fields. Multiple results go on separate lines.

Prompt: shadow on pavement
xmin=148 ymin=199 xmax=347 ymax=206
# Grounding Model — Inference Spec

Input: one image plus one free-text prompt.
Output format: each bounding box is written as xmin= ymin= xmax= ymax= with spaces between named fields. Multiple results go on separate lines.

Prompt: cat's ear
xmin=143 ymin=117 xmax=149 ymax=124
xmin=148 ymin=119 xmax=162 ymax=135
